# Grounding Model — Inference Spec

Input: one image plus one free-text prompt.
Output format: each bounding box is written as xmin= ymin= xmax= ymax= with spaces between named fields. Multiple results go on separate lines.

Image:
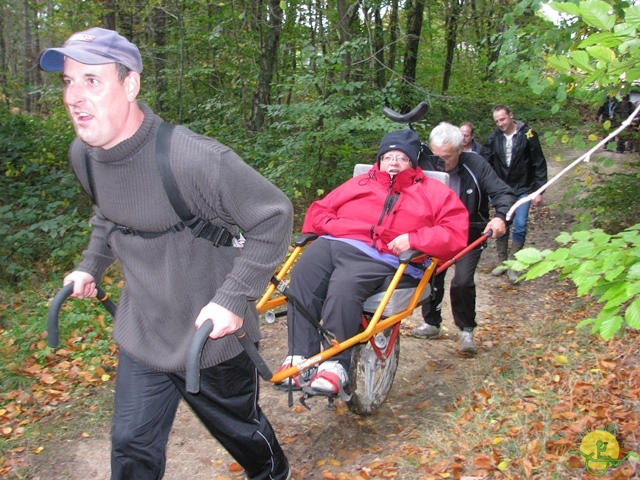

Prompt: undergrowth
xmin=0 ymin=280 xmax=120 ymax=466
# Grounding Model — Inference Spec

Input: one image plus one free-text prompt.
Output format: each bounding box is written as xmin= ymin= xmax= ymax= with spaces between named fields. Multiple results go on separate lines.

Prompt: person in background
xmin=276 ymin=129 xmax=469 ymax=394
xmin=596 ymin=95 xmax=619 ymax=124
xmin=460 ymin=122 xmax=483 ymax=154
xmin=615 ymin=94 xmax=635 ymax=153
xmin=412 ymin=122 xmax=515 ymax=353
xmin=480 ymin=105 xmax=548 ymax=284
xmin=39 ymin=27 xmax=293 ymax=480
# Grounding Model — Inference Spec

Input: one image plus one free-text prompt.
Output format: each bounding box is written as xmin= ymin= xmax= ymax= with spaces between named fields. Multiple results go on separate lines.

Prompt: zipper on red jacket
xmin=382 ymin=177 xmax=400 ymax=222
xmin=371 ymin=179 xmax=400 ymax=246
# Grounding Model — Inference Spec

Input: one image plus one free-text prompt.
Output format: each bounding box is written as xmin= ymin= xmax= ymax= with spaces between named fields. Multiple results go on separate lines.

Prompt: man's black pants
xmin=111 ymin=350 xmax=289 ymax=480
xmin=421 ymin=245 xmax=483 ymax=331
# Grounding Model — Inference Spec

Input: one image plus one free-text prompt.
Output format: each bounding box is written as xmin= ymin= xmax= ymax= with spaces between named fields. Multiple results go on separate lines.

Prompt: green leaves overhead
xmin=546 ymin=1 xmax=640 ymax=89
xmin=578 ymin=0 xmax=615 ymax=30
xmin=548 ymin=1 xmax=580 ymax=16
xmin=568 ymin=50 xmax=593 ymax=73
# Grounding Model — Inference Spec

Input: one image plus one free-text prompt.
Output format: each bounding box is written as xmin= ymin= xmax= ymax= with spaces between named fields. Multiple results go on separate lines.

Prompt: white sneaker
xmin=460 ymin=329 xmax=477 ymax=354
xmin=411 ymin=323 xmax=442 ymax=339
xmin=308 ymin=360 xmax=348 ymax=395
xmin=274 ymin=355 xmax=315 ymax=389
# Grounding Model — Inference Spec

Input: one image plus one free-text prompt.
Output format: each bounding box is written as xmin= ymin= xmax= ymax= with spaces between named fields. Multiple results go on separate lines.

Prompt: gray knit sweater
xmin=69 ymin=104 xmax=293 ymax=372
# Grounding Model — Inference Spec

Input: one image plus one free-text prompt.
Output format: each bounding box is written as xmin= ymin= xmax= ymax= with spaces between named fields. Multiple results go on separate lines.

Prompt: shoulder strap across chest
xmin=82 ymin=122 xmax=238 ymax=247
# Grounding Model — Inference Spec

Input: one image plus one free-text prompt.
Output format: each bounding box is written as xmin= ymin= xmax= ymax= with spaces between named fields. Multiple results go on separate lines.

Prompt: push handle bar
xmin=382 ymin=102 xmax=429 ymax=124
xmin=186 ymin=319 xmax=273 ymax=394
xmin=436 ymin=229 xmax=493 ymax=275
xmin=47 ymin=281 xmax=117 ymax=348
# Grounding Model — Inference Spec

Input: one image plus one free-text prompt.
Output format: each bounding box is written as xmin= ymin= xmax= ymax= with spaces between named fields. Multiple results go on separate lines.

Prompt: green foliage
xmin=0 ymin=172 xmax=92 ymax=287
xmin=0 ymin=106 xmax=74 ymax=177
xmin=0 ymin=106 xmax=91 ymax=287
xmin=214 ymin=88 xmax=405 ymax=208
xmin=509 ymin=226 xmax=640 ymax=339
xmin=545 ymin=0 xmax=640 ymax=106
xmin=572 ymin=163 xmax=640 ymax=233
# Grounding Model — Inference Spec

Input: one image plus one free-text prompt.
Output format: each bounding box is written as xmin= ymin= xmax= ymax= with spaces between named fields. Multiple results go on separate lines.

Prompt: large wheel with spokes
xmin=346 ymin=327 xmax=400 ymax=415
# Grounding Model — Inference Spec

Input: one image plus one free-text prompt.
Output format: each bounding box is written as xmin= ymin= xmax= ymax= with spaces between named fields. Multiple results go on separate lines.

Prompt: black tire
xmin=346 ymin=328 xmax=400 ymax=416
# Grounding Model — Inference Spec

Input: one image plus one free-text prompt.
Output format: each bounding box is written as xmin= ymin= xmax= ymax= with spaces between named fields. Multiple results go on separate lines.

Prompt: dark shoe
xmin=460 ymin=329 xmax=477 ymax=354
xmin=411 ymin=323 xmax=442 ymax=339
xmin=491 ymin=264 xmax=508 ymax=276
xmin=491 ymin=240 xmax=508 ymax=276
xmin=507 ymin=268 xmax=520 ymax=283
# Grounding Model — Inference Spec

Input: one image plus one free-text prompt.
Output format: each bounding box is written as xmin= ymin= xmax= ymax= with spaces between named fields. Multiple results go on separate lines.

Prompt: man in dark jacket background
xmin=460 ymin=122 xmax=483 ymax=154
xmin=596 ymin=95 xmax=619 ymax=124
xmin=413 ymin=122 xmax=516 ymax=353
xmin=480 ymin=105 xmax=548 ymax=283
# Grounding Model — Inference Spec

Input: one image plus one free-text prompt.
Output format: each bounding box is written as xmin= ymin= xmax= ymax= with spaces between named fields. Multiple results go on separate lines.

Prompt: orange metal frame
xmin=256 ymin=243 xmax=439 ymax=384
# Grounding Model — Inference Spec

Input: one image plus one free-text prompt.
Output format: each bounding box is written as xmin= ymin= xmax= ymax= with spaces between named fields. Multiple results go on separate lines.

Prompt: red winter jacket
xmin=302 ymin=165 xmax=469 ymax=262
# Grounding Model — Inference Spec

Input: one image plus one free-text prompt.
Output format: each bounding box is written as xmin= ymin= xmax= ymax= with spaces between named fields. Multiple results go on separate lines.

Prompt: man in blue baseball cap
xmin=39 ymin=28 xmax=293 ymax=480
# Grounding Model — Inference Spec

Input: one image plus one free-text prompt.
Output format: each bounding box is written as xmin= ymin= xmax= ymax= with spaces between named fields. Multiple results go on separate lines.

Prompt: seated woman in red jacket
xmin=276 ymin=129 xmax=469 ymax=395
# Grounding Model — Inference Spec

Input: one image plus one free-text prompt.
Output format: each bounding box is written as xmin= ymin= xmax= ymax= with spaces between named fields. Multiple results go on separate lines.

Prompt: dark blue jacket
xmin=480 ymin=121 xmax=547 ymax=197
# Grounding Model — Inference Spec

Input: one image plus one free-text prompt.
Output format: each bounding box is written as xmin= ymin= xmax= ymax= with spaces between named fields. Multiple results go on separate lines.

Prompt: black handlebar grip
xmin=47 ymin=282 xmax=74 ymax=348
xmin=47 ymin=282 xmax=116 ymax=348
xmin=382 ymin=102 xmax=429 ymax=124
xmin=97 ymin=288 xmax=117 ymax=317
xmin=186 ymin=319 xmax=273 ymax=394
xmin=186 ymin=319 xmax=214 ymax=394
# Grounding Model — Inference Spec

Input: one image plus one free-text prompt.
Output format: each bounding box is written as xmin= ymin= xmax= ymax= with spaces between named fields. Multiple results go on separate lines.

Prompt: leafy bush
xmin=0 ymin=171 xmax=92 ymax=287
xmin=229 ymin=90 xmax=404 ymax=205
xmin=509 ymin=226 xmax=640 ymax=339
xmin=0 ymin=106 xmax=90 ymax=287
xmin=576 ymin=168 xmax=640 ymax=234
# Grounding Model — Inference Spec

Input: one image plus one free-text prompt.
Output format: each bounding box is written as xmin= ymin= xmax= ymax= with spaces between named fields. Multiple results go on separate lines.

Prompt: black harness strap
xmin=84 ymin=149 xmax=97 ymax=204
xmin=154 ymin=123 xmax=236 ymax=247
xmin=83 ymin=122 xmax=238 ymax=247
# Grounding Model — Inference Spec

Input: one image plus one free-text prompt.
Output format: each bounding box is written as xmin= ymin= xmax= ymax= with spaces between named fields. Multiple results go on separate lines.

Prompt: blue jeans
xmin=499 ymin=194 xmax=531 ymax=244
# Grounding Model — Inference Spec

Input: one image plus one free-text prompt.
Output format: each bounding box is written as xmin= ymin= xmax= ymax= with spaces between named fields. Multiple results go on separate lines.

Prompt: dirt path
xmin=26 ymin=150 xmax=615 ymax=479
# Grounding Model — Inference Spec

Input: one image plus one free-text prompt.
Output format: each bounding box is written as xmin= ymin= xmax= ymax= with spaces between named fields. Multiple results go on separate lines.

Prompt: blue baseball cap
xmin=39 ymin=28 xmax=142 ymax=73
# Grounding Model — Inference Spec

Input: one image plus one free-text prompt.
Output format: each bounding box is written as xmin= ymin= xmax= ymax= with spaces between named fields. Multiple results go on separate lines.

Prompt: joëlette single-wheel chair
xmin=47 ymin=227 xmax=489 ymax=418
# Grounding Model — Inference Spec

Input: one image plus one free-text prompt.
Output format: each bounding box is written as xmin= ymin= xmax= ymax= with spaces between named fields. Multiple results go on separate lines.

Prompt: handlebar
xmin=47 ymin=282 xmax=116 ymax=348
xmin=382 ymin=102 xmax=429 ymax=124
xmin=436 ymin=229 xmax=493 ymax=275
xmin=186 ymin=319 xmax=273 ymax=394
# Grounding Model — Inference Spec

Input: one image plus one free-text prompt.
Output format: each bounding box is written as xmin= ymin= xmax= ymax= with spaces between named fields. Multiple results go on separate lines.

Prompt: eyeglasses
xmin=381 ymin=154 xmax=411 ymax=164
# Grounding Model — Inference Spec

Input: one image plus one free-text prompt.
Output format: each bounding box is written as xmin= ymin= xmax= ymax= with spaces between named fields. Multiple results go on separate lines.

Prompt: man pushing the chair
xmin=275 ymin=129 xmax=469 ymax=395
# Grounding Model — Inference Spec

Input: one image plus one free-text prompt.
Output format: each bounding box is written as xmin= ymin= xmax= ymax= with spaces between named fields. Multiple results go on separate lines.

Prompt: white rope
xmin=506 ymin=103 xmax=640 ymax=221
